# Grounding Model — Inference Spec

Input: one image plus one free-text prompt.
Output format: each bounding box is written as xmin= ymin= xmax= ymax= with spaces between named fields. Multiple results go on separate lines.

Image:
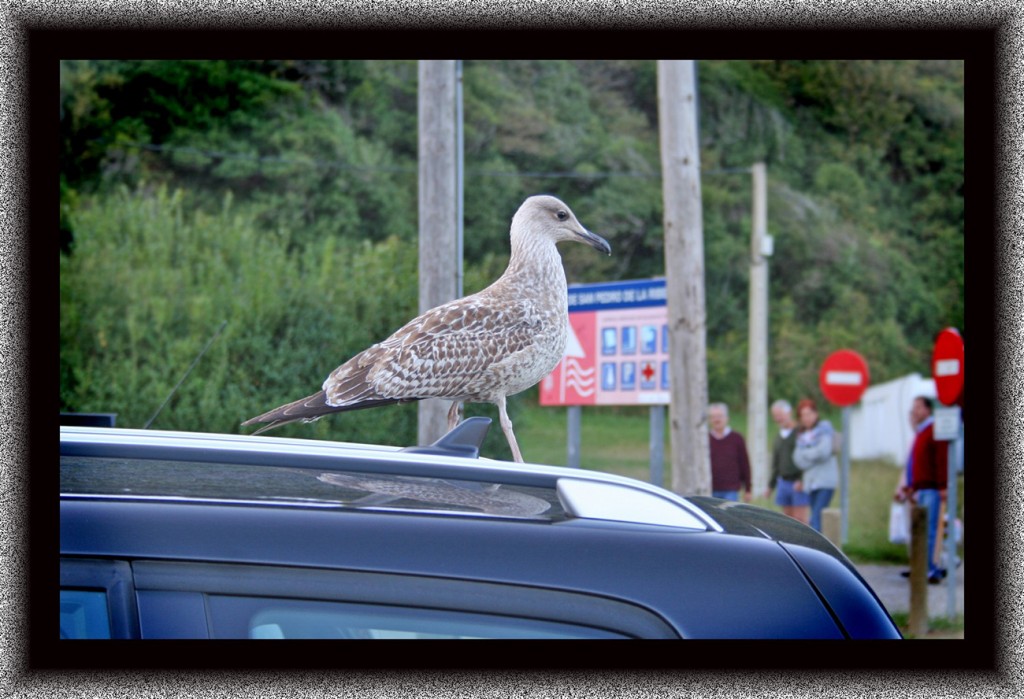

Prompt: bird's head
xmin=511 ymin=195 xmax=611 ymax=256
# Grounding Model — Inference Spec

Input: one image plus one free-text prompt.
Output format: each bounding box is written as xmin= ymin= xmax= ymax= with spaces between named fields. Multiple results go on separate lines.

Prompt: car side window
xmin=60 ymin=590 xmax=111 ymax=639
xmin=208 ymin=596 xmax=627 ymax=639
xmin=130 ymin=560 xmax=680 ymax=639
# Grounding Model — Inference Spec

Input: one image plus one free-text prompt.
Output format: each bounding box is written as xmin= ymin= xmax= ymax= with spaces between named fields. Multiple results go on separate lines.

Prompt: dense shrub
xmin=60 ymin=59 xmax=964 ymax=419
xmin=60 ymin=184 xmax=422 ymax=444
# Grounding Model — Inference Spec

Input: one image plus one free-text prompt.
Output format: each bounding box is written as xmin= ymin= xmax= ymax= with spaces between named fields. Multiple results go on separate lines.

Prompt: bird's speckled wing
xmin=323 ymin=292 xmax=564 ymax=407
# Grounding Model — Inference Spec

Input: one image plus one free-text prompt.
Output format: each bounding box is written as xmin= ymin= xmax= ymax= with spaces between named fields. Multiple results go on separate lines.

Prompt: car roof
xmin=60 ymin=423 xmax=723 ymax=532
xmin=61 ymin=423 xmax=902 ymax=639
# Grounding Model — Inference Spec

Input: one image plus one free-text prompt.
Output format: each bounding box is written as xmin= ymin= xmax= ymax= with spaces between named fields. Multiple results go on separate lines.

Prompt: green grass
xmin=888 ymin=612 xmax=965 ymax=639
xmin=513 ymin=401 xmax=965 ymax=566
xmin=516 ymin=405 xmax=658 ymax=482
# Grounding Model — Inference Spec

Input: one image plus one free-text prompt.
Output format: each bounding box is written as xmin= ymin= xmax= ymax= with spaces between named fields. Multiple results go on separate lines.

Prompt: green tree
xmin=59 ymin=59 xmax=964 ymax=429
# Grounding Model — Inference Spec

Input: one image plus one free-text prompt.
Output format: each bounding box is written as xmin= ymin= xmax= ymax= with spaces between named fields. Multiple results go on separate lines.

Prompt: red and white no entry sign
xmin=931 ymin=327 xmax=964 ymax=407
xmin=819 ymin=349 xmax=870 ymax=407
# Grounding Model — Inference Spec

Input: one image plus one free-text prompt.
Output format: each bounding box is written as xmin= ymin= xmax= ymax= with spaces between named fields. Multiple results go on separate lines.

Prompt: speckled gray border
xmin=7 ymin=1 xmax=1022 ymax=696
xmin=994 ymin=0 xmax=1024 ymax=690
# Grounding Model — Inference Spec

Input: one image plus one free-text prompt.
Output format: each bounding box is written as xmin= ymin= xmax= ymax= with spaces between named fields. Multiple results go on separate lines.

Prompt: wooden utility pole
xmin=908 ymin=505 xmax=929 ymax=636
xmin=657 ymin=60 xmax=711 ymax=496
xmin=417 ymin=60 xmax=458 ymax=445
xmin=747 ymin=162 xmax=770 ymax=496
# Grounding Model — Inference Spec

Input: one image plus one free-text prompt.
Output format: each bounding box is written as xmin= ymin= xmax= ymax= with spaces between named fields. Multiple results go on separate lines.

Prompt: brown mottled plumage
xmin=242 ymin=195 xmax=610 ymax=462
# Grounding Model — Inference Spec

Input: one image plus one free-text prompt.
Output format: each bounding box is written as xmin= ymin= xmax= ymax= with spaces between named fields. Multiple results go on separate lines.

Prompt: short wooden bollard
xmin=908 ymin=505 xmax=929 ymax=637
xmin=822 ymin=508 xmax=841 ymax=547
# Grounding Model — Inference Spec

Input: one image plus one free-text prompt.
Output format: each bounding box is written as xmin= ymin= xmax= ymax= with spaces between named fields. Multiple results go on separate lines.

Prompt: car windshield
xmin=60 ymin=456 xmax=567 ymax=520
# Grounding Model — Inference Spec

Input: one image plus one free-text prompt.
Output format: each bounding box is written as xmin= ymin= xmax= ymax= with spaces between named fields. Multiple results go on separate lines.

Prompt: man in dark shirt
xmin=764 ymin=399 xmax=809 ymax=524
xmin=708 ymin=402 xmax=752 ymax=502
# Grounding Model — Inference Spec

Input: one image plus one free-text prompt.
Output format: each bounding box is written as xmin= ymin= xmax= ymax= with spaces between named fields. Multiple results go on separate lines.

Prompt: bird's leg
xmin=496 ymin=396 xmax=523 ymax=463
xmin=447 ymin=401 xmax=463 ymax=432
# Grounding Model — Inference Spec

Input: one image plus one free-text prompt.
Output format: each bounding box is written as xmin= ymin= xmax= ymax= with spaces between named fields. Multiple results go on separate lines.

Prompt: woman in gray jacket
xmin=793 ymin=398 xmax=839 ymax=532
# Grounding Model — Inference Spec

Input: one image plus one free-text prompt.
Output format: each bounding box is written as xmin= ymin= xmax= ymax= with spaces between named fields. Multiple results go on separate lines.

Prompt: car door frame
xmin=60 ymin=558 xmax=140 ymax=639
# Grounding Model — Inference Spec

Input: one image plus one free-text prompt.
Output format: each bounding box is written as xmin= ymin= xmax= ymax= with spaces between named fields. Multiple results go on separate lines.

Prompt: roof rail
xmin=60 ymin=424 xmax=724 ymax=531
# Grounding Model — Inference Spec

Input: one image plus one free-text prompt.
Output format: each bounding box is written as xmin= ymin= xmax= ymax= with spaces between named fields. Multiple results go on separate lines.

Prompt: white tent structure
xmin=848 ymin=373 xmax=937 ymax=466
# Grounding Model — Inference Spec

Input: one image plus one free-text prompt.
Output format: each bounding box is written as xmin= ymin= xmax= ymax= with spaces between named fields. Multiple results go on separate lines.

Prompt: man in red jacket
xmin=896 ymin=395 xmax=949 ymax=583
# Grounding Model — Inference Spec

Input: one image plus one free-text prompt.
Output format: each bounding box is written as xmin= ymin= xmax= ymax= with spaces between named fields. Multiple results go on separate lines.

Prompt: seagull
xmin=242 ymin=195 xmax=611 ymax=462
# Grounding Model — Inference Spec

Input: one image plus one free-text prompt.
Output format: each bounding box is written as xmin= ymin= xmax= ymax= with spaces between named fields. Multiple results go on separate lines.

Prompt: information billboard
xmin=540 ymin=279 xmax=669 ymax=406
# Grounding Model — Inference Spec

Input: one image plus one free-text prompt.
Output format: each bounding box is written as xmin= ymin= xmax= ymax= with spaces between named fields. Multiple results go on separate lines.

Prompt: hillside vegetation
xmin=59 ymin=60 xmax=964 ymax=454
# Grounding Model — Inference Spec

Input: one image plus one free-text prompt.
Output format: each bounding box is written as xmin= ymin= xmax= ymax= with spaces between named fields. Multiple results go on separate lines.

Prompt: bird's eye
xmin=556 ymin=210 xmax=568 ymax=221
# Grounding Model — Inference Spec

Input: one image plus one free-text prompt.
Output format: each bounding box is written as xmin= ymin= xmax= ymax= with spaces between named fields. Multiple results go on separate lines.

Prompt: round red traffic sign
xmin=819 ymin=349 xmax=870 ymax=406
xmin=931 ymin=327 xmax=964 ymax=406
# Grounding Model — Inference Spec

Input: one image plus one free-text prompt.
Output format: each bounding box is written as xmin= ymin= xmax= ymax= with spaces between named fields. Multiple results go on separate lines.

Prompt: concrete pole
xmin=840 ymin=405 xmax=851 ymax=544
xmin=747 ymin=162 xmax=769 ymax=498
xmin=650 ymin=405 xmax=666 ymax=487
xmin=417 ymin=60 xmax=458 ymax=445
xmin=658 ymin=60 xmax=711 ymax=496
xmin=567 ymin=405 xmax=582 ymax=468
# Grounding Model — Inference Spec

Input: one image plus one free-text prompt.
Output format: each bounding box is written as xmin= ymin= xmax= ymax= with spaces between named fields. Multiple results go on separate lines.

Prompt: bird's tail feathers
xmin=242 ymin=389 xmax=420 ymax=435
xmin=242 ymin=390 xmax=336 ymax=433
xmin=248 ymin=417 xmax=311 ymax=436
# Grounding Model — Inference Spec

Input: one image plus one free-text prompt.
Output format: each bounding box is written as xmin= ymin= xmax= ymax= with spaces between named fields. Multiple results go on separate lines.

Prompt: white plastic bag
xmin=888 ymin=502 xmax=909 ymax=545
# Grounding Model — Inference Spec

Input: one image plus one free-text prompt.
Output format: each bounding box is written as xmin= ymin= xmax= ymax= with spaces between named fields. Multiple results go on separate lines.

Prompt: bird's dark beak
xmin=578 ymin=228 xmax=612 ymax=255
